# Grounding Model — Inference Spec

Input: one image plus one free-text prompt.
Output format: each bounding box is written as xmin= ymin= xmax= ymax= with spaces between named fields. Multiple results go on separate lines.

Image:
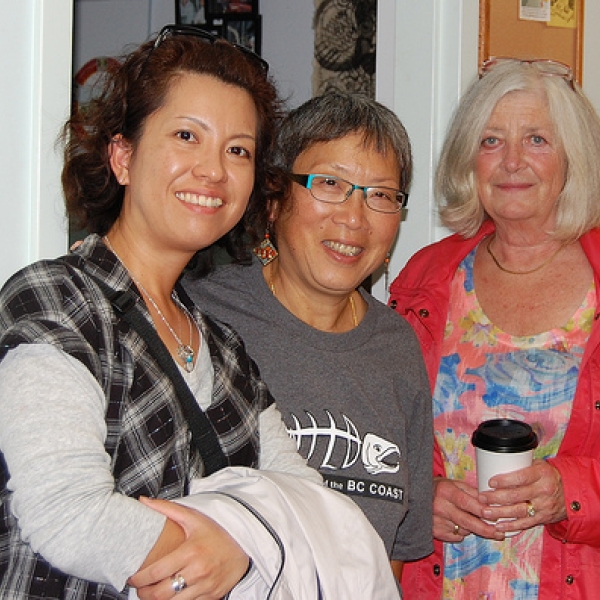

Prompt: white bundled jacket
xmin=134 ymin=467 xmax=402 ymax=599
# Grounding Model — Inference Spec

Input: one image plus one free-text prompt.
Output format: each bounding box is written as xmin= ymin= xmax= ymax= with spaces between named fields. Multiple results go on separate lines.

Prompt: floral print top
xmin=433 ymin=247 xmax=595 ymax=600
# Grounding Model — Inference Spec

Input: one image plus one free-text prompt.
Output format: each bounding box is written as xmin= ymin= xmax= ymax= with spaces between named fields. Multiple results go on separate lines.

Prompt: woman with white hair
xmin=390 ymin=58 xmax=600 ymax=599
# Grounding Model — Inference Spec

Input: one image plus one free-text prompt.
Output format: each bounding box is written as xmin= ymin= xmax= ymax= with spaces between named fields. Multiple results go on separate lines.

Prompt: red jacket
xmin=389 ymin=222 xmax=600 ymax=599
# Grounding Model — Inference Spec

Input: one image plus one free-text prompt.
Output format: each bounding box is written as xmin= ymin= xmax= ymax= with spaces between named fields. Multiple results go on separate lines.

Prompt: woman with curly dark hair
xmin=0 ymin=25 xmax=322 ymax=600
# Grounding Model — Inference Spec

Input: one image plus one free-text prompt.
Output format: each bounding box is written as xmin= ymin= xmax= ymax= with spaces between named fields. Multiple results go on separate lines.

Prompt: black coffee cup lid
xmin=471 ymin=418 xmax=538 ymax=453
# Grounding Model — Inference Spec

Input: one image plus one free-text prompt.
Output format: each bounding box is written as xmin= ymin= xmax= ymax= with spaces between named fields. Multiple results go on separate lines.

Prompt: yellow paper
xmin=549 ymin=0 xmax=577 ymax=28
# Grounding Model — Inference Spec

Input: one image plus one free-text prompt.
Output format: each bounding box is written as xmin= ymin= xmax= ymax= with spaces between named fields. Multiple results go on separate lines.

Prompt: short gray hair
xmin=275 ymin=91 xmax=412 ymax=193
xmin=436 ymin=59 xmax=600 ymax=240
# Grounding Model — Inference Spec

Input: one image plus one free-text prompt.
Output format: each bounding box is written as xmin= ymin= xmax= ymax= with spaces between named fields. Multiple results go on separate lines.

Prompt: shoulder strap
xmin=109 ymin=291 xmax=228 ymax=476
xmin=59 ymin=253 xmax=228 ymax=475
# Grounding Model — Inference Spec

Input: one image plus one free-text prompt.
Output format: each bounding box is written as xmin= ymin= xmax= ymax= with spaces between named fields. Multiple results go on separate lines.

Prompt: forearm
xmin=0 ymin=344 xmax=165 ymax=589
xmin=258 ymin=403 xmax=322 ymax=484
xmin=131 ymin=518 xmax=186 ymax=576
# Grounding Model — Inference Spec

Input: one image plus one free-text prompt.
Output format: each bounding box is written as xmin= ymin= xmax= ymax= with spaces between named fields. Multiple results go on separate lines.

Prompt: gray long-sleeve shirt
xmin=0 ymin=341 xmax=317 ymax=591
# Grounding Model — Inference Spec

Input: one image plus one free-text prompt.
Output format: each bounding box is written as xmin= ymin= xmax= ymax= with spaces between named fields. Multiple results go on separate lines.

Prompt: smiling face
xmin=476 ymin=89 xmax=567 ymax=232
xmin=273 ymin=133 xmax=402 ymax=297
xmin=109 ymin=72 xmax=257 ymax=258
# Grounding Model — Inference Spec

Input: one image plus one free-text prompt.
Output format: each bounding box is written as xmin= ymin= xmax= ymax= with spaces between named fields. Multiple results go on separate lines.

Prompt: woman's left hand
xmin=129 ymin=497 xmax=249 ymax=600
xmin=478 ymin=459 xmax=567 ymax=535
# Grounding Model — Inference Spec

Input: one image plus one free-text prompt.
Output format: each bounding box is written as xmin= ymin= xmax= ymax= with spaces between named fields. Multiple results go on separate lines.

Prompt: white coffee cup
xmin=472 ymin=419 xmax=538 ymax=536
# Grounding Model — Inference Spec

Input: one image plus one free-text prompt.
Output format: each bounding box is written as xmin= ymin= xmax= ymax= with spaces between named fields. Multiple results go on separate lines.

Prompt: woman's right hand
xmin=129 ymin=498 xmax=249 ymax=600
xmin=433 ymin=477 xmax=505 ymax=542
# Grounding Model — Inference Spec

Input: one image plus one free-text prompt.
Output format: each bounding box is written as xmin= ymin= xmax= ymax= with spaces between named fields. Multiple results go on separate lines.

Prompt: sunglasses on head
xmin=145 ymin=23 xmax=269 ymax=75
xmin=479 ymin=57 xmax=574 ymax=90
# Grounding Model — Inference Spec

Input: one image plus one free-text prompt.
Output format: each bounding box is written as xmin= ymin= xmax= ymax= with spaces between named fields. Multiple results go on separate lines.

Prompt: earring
xmin=253 ymin=221 xmax=278 ymax=265
xmin=384 ymin=253 xmax=391 ymax=292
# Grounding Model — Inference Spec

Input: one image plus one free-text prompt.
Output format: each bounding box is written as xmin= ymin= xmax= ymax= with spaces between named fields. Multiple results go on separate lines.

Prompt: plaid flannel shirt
xmin=0 ymin=234 xmax=271 ymax=599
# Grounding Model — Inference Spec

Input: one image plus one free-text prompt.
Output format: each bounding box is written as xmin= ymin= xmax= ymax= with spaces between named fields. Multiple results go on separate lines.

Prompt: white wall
xmin=583 ymin=2 xmax=600 ymax=112
xmin=0 ymin=1 xmax=73 ymax=284
xmin=260 ymin=0 xmax=314 ymax=108
xmin=73 ymin=0 xmax=173 ymax=70
xmin=372 ymin=0 xmax=479 ymax=301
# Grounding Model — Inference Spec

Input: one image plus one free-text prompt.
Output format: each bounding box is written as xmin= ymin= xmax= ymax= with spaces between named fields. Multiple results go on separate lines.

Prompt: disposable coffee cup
xmin=472 ymin=418 xmax=538 ymax=536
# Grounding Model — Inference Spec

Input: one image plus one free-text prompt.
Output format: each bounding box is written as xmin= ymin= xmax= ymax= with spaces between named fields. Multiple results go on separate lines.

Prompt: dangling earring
xmin=253 ymin=221 xmax=278 ymax=265
xmin=384 ymin=253 xmax=391 ymax=293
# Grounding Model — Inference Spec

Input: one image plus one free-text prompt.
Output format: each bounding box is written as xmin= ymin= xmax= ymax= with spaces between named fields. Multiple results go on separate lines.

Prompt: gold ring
xmin=453 ymin=524 xmax=460 ymax=535
xmin=526 ymin=501 xmax=536 ymax=518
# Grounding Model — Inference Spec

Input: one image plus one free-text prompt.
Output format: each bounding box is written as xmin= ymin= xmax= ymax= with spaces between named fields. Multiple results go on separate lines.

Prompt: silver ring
xmin=526 ymin=501 xmax=536 ymax=518
xmin=171 ymin=574 xmax=187 ymax=593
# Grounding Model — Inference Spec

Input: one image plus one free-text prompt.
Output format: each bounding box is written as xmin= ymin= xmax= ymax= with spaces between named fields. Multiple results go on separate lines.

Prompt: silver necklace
xmin=103 ymin=236 xmax=195 ymax=372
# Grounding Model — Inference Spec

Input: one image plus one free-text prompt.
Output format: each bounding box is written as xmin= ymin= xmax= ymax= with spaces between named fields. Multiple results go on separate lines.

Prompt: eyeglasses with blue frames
xmin=145 ymin=24 xmax=269 ymax=75
xmin=479 ymin=57 xmax=574 ymax=90
xmin=290 ymin=174 xmax=408 ymax=214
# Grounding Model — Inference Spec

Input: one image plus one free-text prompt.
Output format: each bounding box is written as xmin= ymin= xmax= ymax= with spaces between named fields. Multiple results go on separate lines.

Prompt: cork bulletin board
xmin=479 ymin=0 xmax=584 ymax=84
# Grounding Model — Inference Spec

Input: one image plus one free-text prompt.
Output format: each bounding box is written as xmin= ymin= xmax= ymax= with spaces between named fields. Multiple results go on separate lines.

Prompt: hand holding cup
xmin=472 ymin=419 xmax=538 ymax=536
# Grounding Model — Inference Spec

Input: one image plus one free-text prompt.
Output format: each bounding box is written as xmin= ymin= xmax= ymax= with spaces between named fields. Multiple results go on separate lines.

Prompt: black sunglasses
xmin=147 ymin=23 xmax=269 ymax=74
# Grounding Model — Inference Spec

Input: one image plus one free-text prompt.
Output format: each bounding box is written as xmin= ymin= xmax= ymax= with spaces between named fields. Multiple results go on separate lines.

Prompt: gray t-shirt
xmin=184 ymin=260 xmax=433 ymax=561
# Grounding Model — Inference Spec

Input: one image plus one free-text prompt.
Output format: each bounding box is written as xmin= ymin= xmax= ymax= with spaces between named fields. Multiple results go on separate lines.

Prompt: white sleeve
xmin=258 ymin=403 xmax=322 ymax=484
xmin=0 ymin=344 xmax=165 ymax=591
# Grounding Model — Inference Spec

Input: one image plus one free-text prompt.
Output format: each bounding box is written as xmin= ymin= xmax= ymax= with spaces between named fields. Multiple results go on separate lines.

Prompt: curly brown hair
xmin=62 ymin=26 xmax=282 ymax=271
